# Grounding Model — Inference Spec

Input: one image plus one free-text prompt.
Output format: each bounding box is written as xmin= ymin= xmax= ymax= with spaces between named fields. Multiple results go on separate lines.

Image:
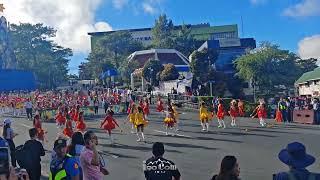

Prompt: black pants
xmin=26 ymin=108 xmax=33 ymax=119
xmin=94 ymin=106 xmax=98 ymax=114
xmin=6 ymin=139 xmax=16 ymax=167
xmin=27 ymin=164 xmax=41 ymax=180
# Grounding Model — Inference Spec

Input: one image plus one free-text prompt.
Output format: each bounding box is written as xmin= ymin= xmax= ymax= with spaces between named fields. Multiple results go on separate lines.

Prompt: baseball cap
xmin=53 ymin=139 xmax=67 ymax=150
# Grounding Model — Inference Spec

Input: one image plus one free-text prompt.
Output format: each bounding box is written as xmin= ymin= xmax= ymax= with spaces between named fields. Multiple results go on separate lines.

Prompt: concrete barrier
xmin=293 ymin=109 xmax=314 ymax=124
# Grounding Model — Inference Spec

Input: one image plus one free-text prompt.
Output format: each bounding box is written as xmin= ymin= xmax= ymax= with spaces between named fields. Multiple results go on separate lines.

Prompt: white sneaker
xmin=137 ymin=138 xmax=141 ymax=142
xmin=218 ymin=125 xmax=222 ymax=128
xmin=201 ymin=128 xmax=206 ymax=131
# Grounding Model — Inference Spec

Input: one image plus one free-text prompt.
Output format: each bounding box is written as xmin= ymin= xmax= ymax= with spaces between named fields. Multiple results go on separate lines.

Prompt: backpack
xmin=15 ymin=145 xmax=33 ymax=169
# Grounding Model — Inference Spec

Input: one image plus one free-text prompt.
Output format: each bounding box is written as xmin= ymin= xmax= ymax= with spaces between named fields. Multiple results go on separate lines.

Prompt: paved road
xmin=3 ymin=108 xmax=320 ymax=180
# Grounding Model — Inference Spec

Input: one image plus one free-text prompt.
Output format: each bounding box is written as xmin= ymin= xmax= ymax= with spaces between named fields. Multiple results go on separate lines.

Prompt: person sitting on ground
xmin=273 ymin=142 xmax=320 ymax=180
xmin=23 ymin=128 xmax=45 ymax=180
xmin=49 ymin=138 xmax=80 ymax=180
xmin=143 ymin=142 xmax=181 ymax=180
xmin=211 ymin=156 xmax=241 ymax=180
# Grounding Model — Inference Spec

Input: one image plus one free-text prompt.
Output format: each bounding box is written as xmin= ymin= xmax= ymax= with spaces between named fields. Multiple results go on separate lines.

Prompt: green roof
xmin=295 ymin=67 xmax=320 ymax=84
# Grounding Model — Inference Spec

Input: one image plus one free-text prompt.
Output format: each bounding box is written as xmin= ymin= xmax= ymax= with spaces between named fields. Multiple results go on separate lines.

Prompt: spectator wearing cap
xmin=273 ymin=142 xmax=320 ymax=180
xmin=143 ymin=142 xmax=181 ymax=180
xmin=80 ymin=131 xmax=109 ymax=180
xmin=2 ymin=119 xmax=18 ymax=167
xmin=49 ymin=139 xmax=80 ymax=180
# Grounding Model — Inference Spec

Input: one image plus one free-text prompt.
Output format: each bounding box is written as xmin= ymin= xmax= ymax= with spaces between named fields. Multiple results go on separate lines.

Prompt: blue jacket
xmin=274 ymin=169 xmax=320 ymax=180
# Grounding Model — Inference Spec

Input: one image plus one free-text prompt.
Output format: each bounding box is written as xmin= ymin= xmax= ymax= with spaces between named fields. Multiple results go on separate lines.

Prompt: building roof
xmin=127 ymin=49 xmax=190 ymax=69
xmin=296 ymin=67 xmax=320 ymax=84
xmin=88 ymin=24 xmax=237 ymax=36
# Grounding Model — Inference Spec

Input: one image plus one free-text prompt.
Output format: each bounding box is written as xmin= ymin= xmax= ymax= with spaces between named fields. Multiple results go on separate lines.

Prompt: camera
xmin=0 ymin=146 xmax=10 ymax=176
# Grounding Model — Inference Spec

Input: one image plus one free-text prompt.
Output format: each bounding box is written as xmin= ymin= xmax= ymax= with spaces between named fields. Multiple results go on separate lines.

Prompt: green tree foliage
xmin=235 ymin=43 xmax=317 ymax=94
xmin=142 ymin=59 xmax=164 ymax=86
xmin=159 ymin=64 xmax=180 ymax=81
xmin=85 ymin=31 xmax=143 ymax=80
xmin=174 ymin=24 xmax=200 ymax=56
xmin=190 ymin=49 xmax=219 ymax=83
xmin=151 ymin=14 xmax=174 ymax=49
xmin=10 ymin=23 xmax=72 ymax=89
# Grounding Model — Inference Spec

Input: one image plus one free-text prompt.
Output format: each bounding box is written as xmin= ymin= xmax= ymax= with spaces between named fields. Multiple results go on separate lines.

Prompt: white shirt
xmin=24 ymin=101 xmax=32 ymax=109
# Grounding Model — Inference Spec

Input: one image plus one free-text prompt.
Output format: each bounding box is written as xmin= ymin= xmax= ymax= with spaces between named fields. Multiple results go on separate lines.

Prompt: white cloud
xmin=283 ymin=0 xmax=320 ymax=17
xmin=112 ymin=0 xmax=129 ymax=9
xmin=298 ymin=35 xmax=320 ymax=60
xmin=2 ymin=0 xmax=112 ymax=53
xmin=143 ymin=3 xmax=156 ymax=14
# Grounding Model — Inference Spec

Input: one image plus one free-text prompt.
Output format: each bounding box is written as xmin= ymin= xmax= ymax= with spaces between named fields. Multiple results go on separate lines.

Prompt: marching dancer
xmin=229 ymin=100 xmax=238 ymax=127
xmin=238 ymin=99 xmax=245 ymax=117
xmin=143 ymin=99 xmax=150 ymax=119
xmin=163 ymin=104 xmax=177 ymax=135
xmin=55 ymin=108 xmax=66 ymax=129
xmin=101 ymin=110 xmax=121 ymax=144
xmin=33 ymin=113 xmax=47 ymax=142
xmin=135 ymin=106 xmax=148 ymax=142
xmin=217 ymin=99 xmax=226 ymax=128
xmin=156 ymin=97 xmax=164 ymax=112
xmin=76 ymin=111 xmax=86 ymax=132
xmin=63 ymin=117 xmax=73 ymax=138
xmin=251 ymin=101 xmax=267 ymax=127
xmin=172 ymin=103 xmax=180 ymax=131
xmin=199 ymin=102 xmax=210 ymax=131
xmin=126 ymin=104 xmax=137 ymax=133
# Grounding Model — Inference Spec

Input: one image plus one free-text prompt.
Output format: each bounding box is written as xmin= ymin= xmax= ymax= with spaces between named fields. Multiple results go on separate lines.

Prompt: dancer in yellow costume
xmin=164 ymin=104 xmax=177 ymax=136
xmin=134 ymin=106 xmax=148 ymax=142
xmin=200 ymin=102 xmax=210 ymax=131
xmin=126 ymin=104 xmax=137 ymax=133
xmin=172 ymin=103 xmax=180 ymax=131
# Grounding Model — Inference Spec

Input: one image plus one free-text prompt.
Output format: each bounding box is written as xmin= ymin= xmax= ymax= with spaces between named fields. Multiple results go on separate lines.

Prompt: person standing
xmin=273 ymin=142 xmax=320 ymax=180
xmin=94 ymin=99 xmax=99 ymax=115
xmin=143 ymin=142 xmax=181 ymax=180
xmin=2 ymin=119 xmax=18 ymax=167
xmin=24 ymin=98 xmax=33 ymax=120
xmin=312 ymin=98 xmax=320 ymax=125
xmin=24 ymin=128 xmax=45 ymax=180
xmin=278 ymin=97 xmax=288 ymax=123
xmin=80 ymin=131 xmax=109 ymax=180
xmin=49 ymin=139 xmax=80 ymax=180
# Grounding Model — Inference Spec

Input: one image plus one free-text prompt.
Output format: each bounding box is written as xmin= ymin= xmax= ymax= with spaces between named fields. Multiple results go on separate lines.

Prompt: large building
xmin=88 ymin=23 xmax=238 ymax=50
xmin=295 ymin=67 xmax=320 ymax=96
xmin=197 ymin=38 xmax=256 ymax=75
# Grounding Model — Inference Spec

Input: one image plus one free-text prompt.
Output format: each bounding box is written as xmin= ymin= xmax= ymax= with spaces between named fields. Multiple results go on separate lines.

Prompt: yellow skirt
xmin=200 ymin=113 xmax=209 ymax=121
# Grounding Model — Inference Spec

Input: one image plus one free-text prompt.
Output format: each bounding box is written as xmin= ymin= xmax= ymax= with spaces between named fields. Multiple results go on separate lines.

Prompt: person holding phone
xmin=80 ymin=131 xmax=109 ymax=180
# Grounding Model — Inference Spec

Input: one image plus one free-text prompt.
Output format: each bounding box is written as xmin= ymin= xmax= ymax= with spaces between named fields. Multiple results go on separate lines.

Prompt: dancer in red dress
xmin=156 ymin=97 xmax=164 ymax=112
xmin=101 ymin=110 xmax=121 ymax=144
xmin=238 ymin=99 xmax=245 ymax=117
xmin=33 ymin=114 xmax=46 ymax=142
xmin=217 ymin=99 xmax=226 ymax=128
xmin=63 ymin=117 xmax=73 ymax=138
xmin=76 ymin=111 xmax=86 ymax=132
xmin=251 ymin=102 xmax=267 ymax=127
xmin=55 ymin=109 xmax=66 ymax=128
xmin=229 ymin=100 xmax=238 ymax=127
xmin=143 ymin=99 xmax=150 ymax=119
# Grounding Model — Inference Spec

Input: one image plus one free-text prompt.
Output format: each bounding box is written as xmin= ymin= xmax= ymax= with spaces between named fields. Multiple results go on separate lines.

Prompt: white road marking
xmin=19 ymin=123 xmax=33 ymax=128
xmin=153 ymin=129 xmax=192 ymax=138
xmin=99 ymin=151 xmax=119 ymax=158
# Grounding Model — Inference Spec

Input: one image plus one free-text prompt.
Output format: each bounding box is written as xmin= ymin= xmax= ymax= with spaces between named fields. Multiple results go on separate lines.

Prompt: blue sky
xmin=4 ymin=0 xmax=319 ymax=74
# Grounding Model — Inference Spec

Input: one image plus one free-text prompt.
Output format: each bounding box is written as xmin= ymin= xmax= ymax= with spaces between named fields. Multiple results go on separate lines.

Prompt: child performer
xmin=134 ymin=106 xmax=148 ymax=142
xmin=156 ymin=97 xmax=164 ymax=112
xmin=126 ymin=104 xmax=137 ymax=133
xmin=76 ymin=111 xmax=86 ymax=132
xmin=55 ymin=109 xmax=66 ymax=129
xmin=217 ymin=99 xmax=226 ymax=128
xmin=199 ymin=102 xmax=210 ymax=131
xmin=101 ymin=110 xmax=121 ymax=144
xmin=238 ymin=99 xmax=245 ymax=117
xmin=251 ymin=102 xmax=267 ymax=127
xmin=229 ymin=100 xmax=238 ymax=127
xmin=143 ymin=99 xmax=150 ymax=119
xmin=63 ymin=117 xmax=73 ymax=138
xmin=164 ymin=104 xmax=177 ymax=135
xmin=33 ymin=114 xmax=46 ymax=142
xmin=172 ymin=103 xmax=180 ymax=131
